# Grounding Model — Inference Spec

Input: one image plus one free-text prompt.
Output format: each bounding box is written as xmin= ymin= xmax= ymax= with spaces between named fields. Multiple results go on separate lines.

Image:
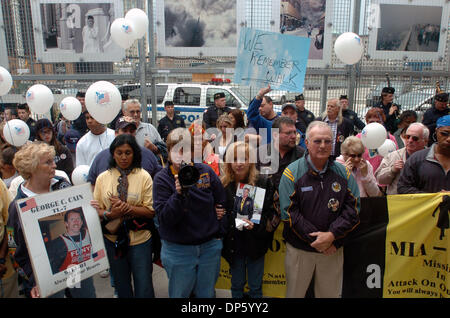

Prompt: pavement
xmin=92 ymin=264 xmax=232 ymax=298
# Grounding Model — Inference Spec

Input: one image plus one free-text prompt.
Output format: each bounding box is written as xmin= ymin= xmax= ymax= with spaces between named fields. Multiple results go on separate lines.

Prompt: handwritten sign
xmin=234 ymin=28 xmax=310 ymax=91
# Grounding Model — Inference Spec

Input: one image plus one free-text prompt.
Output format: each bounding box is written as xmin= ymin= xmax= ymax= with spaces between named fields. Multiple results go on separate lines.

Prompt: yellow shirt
xmin=93 ymin=168 xmax=154 ymax=246
xmin=0 ymin=179 xmax=14 ymax=279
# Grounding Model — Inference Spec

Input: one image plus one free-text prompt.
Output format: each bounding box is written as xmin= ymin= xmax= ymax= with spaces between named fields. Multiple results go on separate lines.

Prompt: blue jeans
xmin=104 ymin=237 xmax=155 ymax=298
xmin=230 ymin=255 xmax=265 ymax=298
xmin=49 ymin=276 xmax=96 ymax=298
xmin=161 ymin=238 xmax=222 ymax=298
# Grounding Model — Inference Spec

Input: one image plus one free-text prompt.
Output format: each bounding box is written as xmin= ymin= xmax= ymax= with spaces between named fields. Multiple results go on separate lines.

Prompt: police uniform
xmin=202 ymin=92 xmax=231 ymax=129
xmin=373 ymin=86 xmax=401 ymax=134
xmin=422 ymin=92 xmax=449 ymax=146
xmin=340 ymin=95 xmax=365 ymax=134
xmin=158 ymin=113 xmax=186 ymax=141
xmin=295 ymin=94 xmax=315 ymax=133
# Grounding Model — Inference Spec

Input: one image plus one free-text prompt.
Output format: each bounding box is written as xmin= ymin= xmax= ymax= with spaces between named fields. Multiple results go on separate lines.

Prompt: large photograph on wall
xmin=31 ymin=0 xmax=125 ymax=63
xmin=156 ymin=0 xmax=246 ymax=57
xmin=279 ymin=0 xmax=333 ymax=68
xmin=368 ymin=0 xmax=449 ymax=61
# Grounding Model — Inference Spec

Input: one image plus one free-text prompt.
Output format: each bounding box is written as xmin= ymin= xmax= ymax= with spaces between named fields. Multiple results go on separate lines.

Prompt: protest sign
xmin=17 ymin=183 xmax=109 ymax=298
xmin=234 ymin=27 xmax=310 ymax=91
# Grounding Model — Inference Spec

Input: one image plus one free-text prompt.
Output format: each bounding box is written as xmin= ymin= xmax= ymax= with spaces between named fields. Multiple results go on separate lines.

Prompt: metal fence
xmin=0 ymin=0 xmax=448 ymax=124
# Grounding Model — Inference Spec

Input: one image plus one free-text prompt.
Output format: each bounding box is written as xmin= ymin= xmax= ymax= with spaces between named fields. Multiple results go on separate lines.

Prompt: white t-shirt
xmin=76 ymin=128 xmax=115 ymax=167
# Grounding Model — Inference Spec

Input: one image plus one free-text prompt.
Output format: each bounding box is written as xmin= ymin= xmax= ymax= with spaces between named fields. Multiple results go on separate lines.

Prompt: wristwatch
xmin=0 ymin=258 xmax=6 ymax=265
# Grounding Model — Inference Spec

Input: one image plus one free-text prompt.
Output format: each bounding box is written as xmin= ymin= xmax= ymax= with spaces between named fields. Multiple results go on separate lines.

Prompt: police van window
xmin=173 ymin=87 xmax=201 ymax=106
xmin=206 ymin=89 xmax=234 ymax=107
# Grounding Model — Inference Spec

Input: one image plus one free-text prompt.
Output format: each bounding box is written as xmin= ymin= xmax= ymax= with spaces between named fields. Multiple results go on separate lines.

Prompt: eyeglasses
xmin=312 ymin=139 xmax=332 ymax=145
xmin=405 ymin=134 xmax=420 ymax=142
xmin=347 ymin=153 xmax=363 ymax=158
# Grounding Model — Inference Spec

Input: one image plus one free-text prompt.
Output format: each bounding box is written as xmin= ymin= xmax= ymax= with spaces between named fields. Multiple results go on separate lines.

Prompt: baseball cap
xmin=64 ymin=129 xmax=81 ymax=152
xmin=115 ymin=116 xmax=137 ymax=131
xmin=436 ymin=115 xmax=450 ymax=128
xmin=281 ymin=103 xmax=296 ymax=112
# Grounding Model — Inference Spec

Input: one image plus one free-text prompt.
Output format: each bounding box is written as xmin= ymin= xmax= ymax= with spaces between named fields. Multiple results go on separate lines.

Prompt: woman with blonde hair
xmin=7 ymin=142 xmax=96 ymax=298
xmin=221 ymin=141 xmax=278 ymax=298
xmin=336 ymin=136 xmax=381 ymax=197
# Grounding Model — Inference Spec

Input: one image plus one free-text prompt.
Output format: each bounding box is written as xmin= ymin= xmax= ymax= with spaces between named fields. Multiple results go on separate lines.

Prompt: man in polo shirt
xmin=158 ymin=100 xmax=186 ymax=141
xmin=203 ymin=92 xmax=231 ymax=129
xmin=122 ymin=98 xmax=166 ymax=161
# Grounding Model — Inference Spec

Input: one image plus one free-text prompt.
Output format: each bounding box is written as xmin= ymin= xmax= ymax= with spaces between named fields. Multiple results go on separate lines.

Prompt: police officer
xmin=373 ymin=86 xmax=401 ymax=134
xmin=422 ymin=90 xmax=449 ymax=146
xmin=17 ymin=103 xmax=37 ymax=141
xmin=158 ymin=100 xmax=186 ymax=141
xmin=202 ymin=92 xmax=231 ymax=129
xmin=294 ymin=94 xmax=315 ymax=133
xmin=339 ymin=95 xmax=365 ymax=135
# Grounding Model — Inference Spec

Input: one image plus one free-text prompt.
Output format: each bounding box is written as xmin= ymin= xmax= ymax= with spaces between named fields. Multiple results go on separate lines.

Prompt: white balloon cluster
xmin=110 ymin=8 xmax=149 ymax=49
xmin=360 ymin=123 xmax=397 ymax=157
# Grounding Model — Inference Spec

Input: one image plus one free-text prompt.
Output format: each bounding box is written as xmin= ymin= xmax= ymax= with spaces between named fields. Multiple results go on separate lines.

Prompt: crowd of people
xmin=0 ymin=82 xmax=448 ymax=299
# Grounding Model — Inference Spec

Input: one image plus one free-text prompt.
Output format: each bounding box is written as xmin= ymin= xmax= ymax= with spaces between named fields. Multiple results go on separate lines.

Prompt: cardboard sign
xmin=17 ymin=183 xmax=109 ymax=298
xmin=234 ymin=27 xmax=310 ymax=91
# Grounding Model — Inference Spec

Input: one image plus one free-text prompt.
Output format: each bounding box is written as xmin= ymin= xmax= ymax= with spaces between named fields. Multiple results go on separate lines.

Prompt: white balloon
xmin=26 ymin=84 xmax=54 ymax=114
xmin=59 ymin=97 xmax=82 ymax=121
xmin=3 ymin=119 xmax=30 ymax=147
xmin=377 ymin=139 xmax=397 ymax=157
xmin=72 ymin=165 xmax=90 ymax=185
xmin=361 ymin=123 xmax=387 ymax=149
xmin=85 ymin=81 xmax=121 ymax=124
xmin=334 ymin=32 xmax=364 ymax=65
xmin=125 ymin=8 xmax=149 ymax=39
xmin=0 ymin=67 xmax=13 ymax=96
xmin=110 ymin=18 xmax=136 ymax=49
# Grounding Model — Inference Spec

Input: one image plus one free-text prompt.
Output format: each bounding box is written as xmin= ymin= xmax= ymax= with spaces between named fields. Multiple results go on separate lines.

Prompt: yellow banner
xmin=216 ymin=223 xmax=287 ymax=298
xmin=384 ymin=193 xmax=450 ymax=298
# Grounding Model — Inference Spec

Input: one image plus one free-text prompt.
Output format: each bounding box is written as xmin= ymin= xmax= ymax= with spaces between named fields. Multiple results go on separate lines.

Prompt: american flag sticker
xmin=95 ymin=91 xmax=110 ymax=105
xmin=92 ymin=249 xmax=106 ymax=262
xmin=19 ymin=198 xmax=37 ymax=212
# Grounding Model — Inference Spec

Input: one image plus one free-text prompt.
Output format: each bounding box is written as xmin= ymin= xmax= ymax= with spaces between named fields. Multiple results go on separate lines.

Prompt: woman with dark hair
xmin=91 ymin=134 xmax=155 ymax=298
xmin=35 ymin=118 xmax=74 ymax=179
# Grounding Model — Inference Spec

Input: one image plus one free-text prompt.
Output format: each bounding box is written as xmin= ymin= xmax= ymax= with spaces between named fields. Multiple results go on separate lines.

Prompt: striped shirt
xmin=324 ymin=116 xmax=338 ymax=155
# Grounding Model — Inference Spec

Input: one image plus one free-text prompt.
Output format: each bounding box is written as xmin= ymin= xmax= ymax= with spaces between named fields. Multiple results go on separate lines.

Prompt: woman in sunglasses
xmin=336 ymin=136 xmax=381 ymax=197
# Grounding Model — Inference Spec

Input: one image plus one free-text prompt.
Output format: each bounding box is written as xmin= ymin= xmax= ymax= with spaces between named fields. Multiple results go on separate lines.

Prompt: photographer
xmin=153 ymin=128 xmax=227 ymax=298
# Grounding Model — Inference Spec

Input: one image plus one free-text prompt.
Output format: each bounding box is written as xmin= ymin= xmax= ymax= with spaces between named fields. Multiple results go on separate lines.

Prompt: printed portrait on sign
xmin=234 ymin=183 xmax=266 ymax=224
xmin=39 ymin=207 xmax=92 ymax=275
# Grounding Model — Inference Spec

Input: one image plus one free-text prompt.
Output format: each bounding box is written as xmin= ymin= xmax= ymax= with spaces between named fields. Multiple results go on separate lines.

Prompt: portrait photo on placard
xmin=234 ymin=183 xmax=266 ymax=224
xmin=39 ymin=207 xmax=92 ymax=275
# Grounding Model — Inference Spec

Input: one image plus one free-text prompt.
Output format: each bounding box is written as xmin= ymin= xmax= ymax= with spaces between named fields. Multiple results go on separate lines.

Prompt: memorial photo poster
xmin=156 ymin=0 xmax=246 ymax=56
xmin=31 ymin=0 xmax=125 ymax=63
xmin=279 ymin=0 xmax=333 ymax=67
xmin=368 ymin=0 xmax=449 ymax=60
xmin=17 ymin=183 xmax=109 ymax=298
xmin=234 ymin=183 xmax=266 ymax=225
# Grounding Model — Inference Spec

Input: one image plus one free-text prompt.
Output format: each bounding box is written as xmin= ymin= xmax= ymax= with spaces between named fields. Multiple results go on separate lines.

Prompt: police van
xmin=119 ymin=83 xmax=250 ymax=124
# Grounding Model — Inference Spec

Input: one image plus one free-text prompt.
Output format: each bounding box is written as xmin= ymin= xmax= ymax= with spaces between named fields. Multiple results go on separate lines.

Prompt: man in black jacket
xmin=422 ymin=91 xmax=449 ymax=147
xmin=158 ymin=101 xmax=186 ymax=141
xmin=339 ymin=95 xmax=365 ymax=134
xmin=202 ymin=92 xmax=231 ymax=129
xmin=373 ymin=86 xmax=400 ymax=134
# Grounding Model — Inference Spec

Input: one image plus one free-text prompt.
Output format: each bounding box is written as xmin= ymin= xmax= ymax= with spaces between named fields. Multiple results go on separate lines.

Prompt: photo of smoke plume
xmin=376 ymin=4 xmax=442 ymax=52
xmin=164 ymin=0 xmax=237 ymax=48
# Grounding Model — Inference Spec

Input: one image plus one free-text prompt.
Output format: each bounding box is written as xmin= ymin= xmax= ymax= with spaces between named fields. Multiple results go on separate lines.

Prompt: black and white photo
xmin=31 ymin=0 xmax=124 ymax=63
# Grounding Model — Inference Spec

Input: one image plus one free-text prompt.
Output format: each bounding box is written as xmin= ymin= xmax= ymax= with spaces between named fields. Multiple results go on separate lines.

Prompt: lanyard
xmin=66 ymin=232 xmax=83 ymax=263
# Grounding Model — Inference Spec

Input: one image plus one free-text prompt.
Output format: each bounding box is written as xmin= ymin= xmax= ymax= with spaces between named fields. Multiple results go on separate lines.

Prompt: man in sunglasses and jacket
xmin=397 ymin=116 xmax=450 ymax=194
xmin=375 ymin=123 xmax=429 ymax=195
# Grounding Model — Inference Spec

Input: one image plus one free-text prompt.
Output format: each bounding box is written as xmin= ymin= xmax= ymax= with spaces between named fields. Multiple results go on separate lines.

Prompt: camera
xmin=178 ymin=162 xmax=200 ymax=189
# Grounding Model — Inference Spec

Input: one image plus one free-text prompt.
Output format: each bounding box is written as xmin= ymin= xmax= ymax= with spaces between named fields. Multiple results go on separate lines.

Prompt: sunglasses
xmin=347 ymin=153 xmax=363 ymax=158
xmin=405 ymin=135 xmax=420 ymax=142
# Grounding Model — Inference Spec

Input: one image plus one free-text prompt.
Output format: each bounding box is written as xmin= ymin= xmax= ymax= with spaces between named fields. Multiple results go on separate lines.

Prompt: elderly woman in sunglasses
xmin=336 ymin=136 xmax=382 ymax=197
